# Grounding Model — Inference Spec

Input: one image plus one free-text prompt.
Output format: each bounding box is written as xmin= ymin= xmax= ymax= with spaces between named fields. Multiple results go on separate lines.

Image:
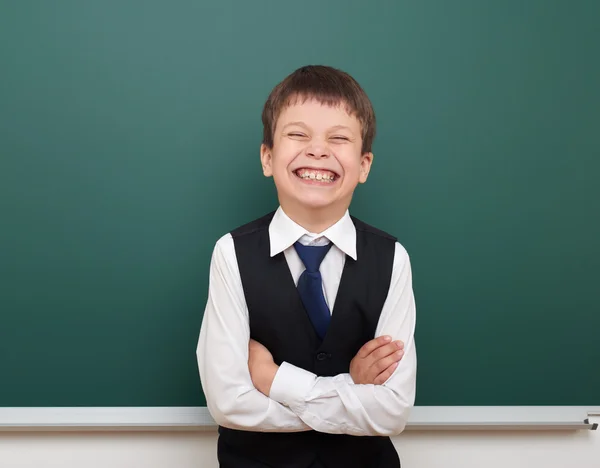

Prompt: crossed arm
xmin=248 ymin=336 xmax=404 ymax=400
xmin=197 ymin=235 xmax=417 ymax=436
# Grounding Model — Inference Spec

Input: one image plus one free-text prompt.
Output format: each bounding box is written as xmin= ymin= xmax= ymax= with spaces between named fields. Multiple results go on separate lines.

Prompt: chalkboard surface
xmin=1 ymin=1 xmax=598 ymax=407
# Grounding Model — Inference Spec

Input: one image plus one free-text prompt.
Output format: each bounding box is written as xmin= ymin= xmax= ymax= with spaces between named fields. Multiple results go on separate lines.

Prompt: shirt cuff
xmin=344 ymin=373 xmax=355 ymax=385
xmin=269 ymin=362 xmax=316 ymax=409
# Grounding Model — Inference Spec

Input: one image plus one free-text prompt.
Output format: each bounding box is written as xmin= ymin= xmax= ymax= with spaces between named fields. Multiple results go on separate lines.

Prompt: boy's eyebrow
xmin=281 ymin=122 xmax=354 ymax=133
xmin=282 ymin=121 xmax=309 ymax=130
xmin=328 ymin=125 xmax=354 ymax=133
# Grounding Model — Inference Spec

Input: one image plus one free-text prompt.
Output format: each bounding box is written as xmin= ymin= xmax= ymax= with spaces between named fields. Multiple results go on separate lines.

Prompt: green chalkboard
xmin=1 ymin=1 xmax=598 ymax=408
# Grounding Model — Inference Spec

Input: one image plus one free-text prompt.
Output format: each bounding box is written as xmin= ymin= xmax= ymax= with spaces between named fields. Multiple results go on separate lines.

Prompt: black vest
xmin=217 ymin=212 xmax=400 ymax=468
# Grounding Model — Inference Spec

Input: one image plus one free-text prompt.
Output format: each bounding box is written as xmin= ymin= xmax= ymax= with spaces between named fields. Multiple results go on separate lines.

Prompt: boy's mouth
xmin=293 ymin=168 xmax=339 ymax=184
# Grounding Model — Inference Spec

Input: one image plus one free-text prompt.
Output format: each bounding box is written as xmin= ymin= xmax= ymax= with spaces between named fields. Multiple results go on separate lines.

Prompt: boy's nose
xmin=305 ymin=144 xmax=329 ymax=159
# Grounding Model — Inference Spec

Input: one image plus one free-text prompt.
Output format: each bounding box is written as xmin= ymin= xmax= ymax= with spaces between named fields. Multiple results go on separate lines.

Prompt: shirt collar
xmin=268 ymin=206 xmax=357 ymax=260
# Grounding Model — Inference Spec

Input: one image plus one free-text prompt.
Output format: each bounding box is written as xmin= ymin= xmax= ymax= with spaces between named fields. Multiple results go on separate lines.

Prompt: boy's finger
xmin=369 ymin=341 xmax=404 ymax=362
xmin=373 ymin=362 xmax=399 ymax=385
xmin=372 ymin=349 xmax=404 ymax=374
xmin=357 ymin=335 xmax=392 ymax=358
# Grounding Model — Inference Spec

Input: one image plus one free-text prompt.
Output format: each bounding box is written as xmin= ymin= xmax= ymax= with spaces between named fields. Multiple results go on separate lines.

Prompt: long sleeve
xmin=269 ymin=242 xmax=417 ymax=436
xmin=197 ymin=234 xmax=310 ymax=432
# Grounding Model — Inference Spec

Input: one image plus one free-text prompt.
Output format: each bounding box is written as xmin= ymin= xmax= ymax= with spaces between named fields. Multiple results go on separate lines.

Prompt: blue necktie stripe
xmin=294 ymin=242 xmax=333 ymax=340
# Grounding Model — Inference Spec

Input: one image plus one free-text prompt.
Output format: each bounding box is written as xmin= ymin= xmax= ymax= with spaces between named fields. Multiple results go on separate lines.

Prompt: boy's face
xmin=260 ymin=99 xmax=372 ymax=218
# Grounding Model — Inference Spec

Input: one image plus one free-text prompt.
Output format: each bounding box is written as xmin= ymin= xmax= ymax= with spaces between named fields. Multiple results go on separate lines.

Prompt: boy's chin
xmin=288 ymin=195 xmax=347 ymax=213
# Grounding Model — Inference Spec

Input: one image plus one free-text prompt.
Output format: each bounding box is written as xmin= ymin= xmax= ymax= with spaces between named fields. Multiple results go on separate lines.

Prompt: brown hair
xmin=261 ymin=65 xmax=376 ymax=153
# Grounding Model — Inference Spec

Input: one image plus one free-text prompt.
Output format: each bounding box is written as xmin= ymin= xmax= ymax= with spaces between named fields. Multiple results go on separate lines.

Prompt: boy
xmin=197 ymin=65 xmax=417 ymax=468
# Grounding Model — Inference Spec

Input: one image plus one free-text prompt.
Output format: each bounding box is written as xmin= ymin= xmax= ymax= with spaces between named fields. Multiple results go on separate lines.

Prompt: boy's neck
xmin=280 ymin=202 xmax=349 ymax=234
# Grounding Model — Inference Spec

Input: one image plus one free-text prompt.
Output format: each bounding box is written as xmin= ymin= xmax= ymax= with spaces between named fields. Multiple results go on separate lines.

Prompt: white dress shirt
xmin=197 ymin=207 xmax=417 ymax=436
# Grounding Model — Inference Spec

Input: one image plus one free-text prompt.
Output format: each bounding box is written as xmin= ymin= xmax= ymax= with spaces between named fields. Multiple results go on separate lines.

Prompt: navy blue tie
xmin=294 ymin=242 xmax=333 ymax=340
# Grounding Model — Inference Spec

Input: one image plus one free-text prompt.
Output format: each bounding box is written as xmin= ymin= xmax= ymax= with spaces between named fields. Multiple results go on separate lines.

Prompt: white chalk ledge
xmin=0 ymin=406 xmax=598 ymax=431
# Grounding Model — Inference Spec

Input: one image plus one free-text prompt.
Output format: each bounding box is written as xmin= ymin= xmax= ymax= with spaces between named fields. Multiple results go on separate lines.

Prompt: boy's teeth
xmin=296 ymin=169 xmax=336 ymax=181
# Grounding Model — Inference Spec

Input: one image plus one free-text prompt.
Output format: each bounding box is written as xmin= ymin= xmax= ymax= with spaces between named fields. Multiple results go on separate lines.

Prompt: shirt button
xmin=316 ymin=352 xmax=328 ymax=361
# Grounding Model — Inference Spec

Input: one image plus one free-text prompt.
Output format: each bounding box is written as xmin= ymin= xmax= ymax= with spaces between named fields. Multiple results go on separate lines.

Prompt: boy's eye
xmin=331 ymin=136 xmax=349 ymax=141
xmin=288 ymin=132 xmax=307 ymax=138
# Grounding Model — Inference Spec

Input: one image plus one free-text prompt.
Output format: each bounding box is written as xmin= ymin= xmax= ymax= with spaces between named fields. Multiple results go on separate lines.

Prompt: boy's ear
xmin=260 ymin=144 xmax=273 ymax=177
xmin=358 ymin=152 xmax=374 ymax=183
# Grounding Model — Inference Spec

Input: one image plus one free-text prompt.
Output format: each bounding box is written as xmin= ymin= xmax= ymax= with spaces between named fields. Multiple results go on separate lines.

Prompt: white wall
xmin=0 ymin=419 xmax=598 ymax=468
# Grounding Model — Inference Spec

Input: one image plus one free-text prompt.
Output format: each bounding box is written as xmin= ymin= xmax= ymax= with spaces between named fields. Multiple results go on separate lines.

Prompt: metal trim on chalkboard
xmin=0 ymin=406 xmax=597 ymax=431
xmin=584 ymin=419 xmax=599 ymax=430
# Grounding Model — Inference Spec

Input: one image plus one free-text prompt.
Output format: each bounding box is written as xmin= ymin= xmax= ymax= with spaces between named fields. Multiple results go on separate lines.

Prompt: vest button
xmin=316 ymin=352 xmax=328 ymax=361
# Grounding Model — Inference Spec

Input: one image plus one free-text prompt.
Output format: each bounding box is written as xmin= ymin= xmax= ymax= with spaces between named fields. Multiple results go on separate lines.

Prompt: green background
xmin=1 ymin=1 xmax=598 ymax=407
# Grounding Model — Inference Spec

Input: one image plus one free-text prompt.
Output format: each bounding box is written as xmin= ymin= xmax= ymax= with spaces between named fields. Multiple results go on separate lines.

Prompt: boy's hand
xmin=350 ymin=336 xmax=404 ymax=385
xmin=248 ymin=339 xmax=279 ymax=396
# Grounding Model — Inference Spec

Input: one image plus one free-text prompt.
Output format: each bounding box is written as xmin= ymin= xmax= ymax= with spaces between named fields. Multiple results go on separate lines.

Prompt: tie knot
xmin=294 ymin=242 xmax=332 ymax=273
